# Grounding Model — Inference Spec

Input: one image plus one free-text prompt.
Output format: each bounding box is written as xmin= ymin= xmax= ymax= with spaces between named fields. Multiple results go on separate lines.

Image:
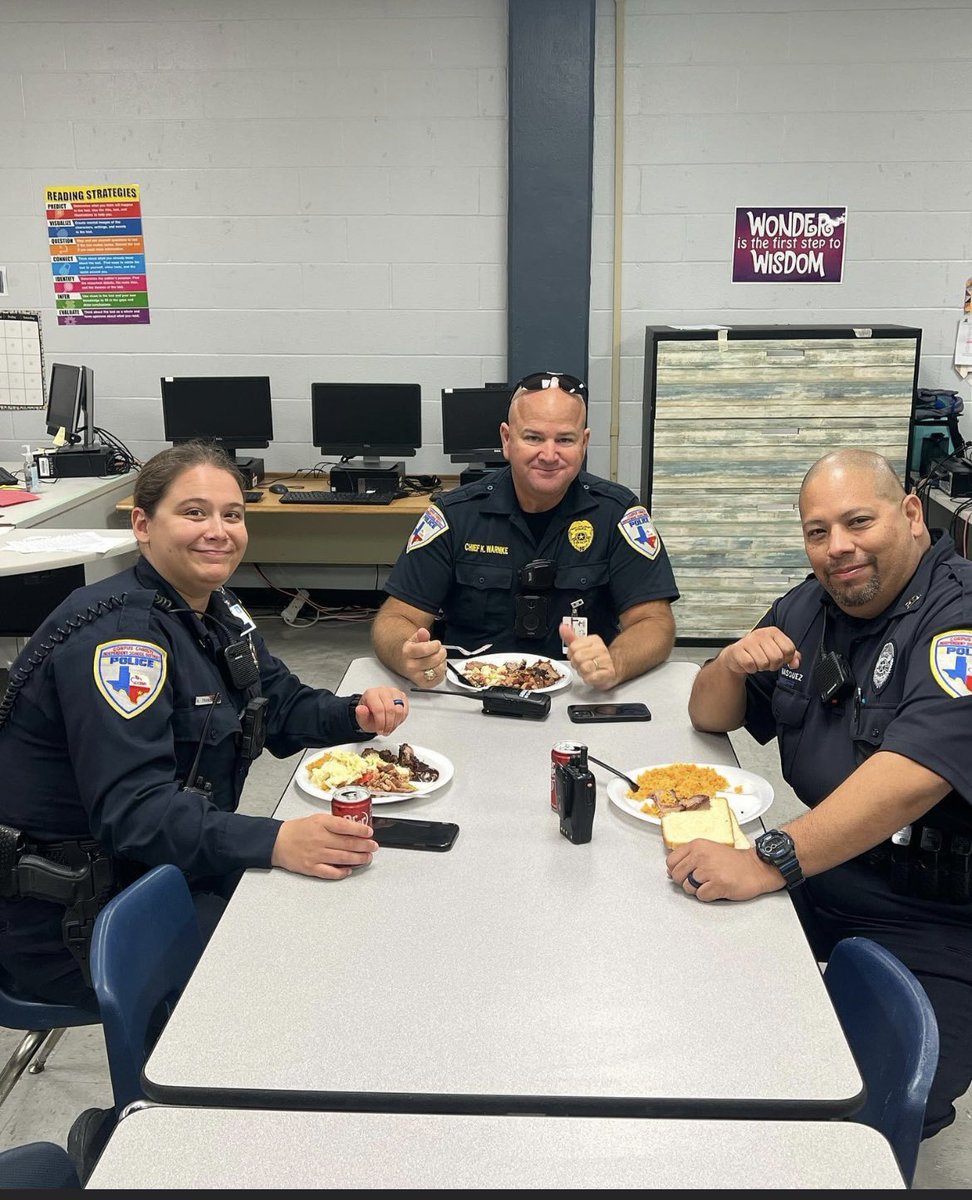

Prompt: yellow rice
xmin=627 ymin=762 xmax=731 ymax=817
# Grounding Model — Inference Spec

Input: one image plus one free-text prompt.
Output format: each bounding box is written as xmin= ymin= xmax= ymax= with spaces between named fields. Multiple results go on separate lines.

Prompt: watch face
xmin=758 ymin=831 xmax=791 ymax=860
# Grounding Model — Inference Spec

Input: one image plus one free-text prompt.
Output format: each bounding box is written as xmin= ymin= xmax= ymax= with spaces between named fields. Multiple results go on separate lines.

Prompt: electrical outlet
xmin=282 ymin=589 xmax=309 ymax=622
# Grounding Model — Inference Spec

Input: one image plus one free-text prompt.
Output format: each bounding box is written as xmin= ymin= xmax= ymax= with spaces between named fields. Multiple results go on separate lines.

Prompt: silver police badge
xmin=872 ymin=641 xmax=895 ymax=692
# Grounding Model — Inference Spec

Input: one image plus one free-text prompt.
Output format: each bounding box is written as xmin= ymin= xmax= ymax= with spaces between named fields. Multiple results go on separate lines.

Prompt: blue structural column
xmin=507 ymin=0 xmax=596 ymax=386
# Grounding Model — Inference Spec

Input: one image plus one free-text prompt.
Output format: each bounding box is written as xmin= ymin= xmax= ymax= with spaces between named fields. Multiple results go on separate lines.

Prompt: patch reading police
xmin=929 ymin=630 xmax=972 ymax=698
xmin=872 ymin=641 xmax=895 ymax=692
xmin=94 ymin=640 xmax=167 ymax=719
xmin=617 ymin=506 xmax=660 ymax=560
xmin=406 ymin=504 xmax=449 ymax=553
xmin=568 ymin=519 xmax=594 ymax=553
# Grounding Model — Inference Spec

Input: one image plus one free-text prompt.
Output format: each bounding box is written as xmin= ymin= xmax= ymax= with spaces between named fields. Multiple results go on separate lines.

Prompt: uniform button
xmin=209 ymin=729 xmax=218 ymax=741
xmin=478 ymin=576 xmax=485 ymax=583
xmin=487 ymin=485 xmax=493 ymax=492
xmin=871 ymin=728 xmax=880 ymax=737
xmin=580 ymin=577 xmax=587 ymax=584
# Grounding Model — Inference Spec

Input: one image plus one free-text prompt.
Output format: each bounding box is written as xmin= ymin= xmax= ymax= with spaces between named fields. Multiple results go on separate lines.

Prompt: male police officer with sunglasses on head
xmin=372 ymin=372 xmax=680 ymax=690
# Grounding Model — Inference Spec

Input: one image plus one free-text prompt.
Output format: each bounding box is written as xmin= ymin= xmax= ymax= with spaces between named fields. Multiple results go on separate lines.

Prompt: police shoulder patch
xmin=94 ymin=640 xmax=167 ymax=719
xmin=929 ymin=630 xmax=972 ymax=698
xmin=617 ymin=506 xmax=660 ymax=560
xmin=406 ymin=504 xmax=449 ymax=553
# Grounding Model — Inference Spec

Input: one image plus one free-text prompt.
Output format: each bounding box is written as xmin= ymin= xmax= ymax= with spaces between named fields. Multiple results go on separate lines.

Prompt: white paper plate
xmin=296 ymin=741 xmax=454 ymax=806
xmin=605 ymin=763 xmax=774 ymax=827
xmin=448 ymin=652 xmax=572 ymax=694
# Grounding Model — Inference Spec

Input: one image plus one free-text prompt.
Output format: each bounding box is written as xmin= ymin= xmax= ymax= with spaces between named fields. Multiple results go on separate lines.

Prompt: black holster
xmin=0 ymin=823 xmax=118 ymax=987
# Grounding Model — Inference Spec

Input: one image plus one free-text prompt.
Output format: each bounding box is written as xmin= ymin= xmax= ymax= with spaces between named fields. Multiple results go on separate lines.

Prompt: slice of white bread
xmin=660 ymin=793 xmax=735 ymax=851
xmin=728 ymin=804 xmax=751 ymax=849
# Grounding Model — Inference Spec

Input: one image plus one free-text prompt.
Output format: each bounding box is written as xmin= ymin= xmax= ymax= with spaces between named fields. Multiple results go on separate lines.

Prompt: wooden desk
xmin=86 ymin=1106 xmax=905 ymax=1189
xmin=142 ymin=658 xmax=863 ymax=1120
xmin=114 ymin=474 xmax=446 ymax=566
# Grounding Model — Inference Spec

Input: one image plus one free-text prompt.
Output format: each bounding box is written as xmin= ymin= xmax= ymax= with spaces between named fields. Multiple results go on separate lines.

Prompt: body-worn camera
xmin=240 ymin=696 xmax=269 ymax=760
xmin=515 ymin=558 xmax=557 ymax=639
xmin=555 ymin=762 xmax=596 ymax=844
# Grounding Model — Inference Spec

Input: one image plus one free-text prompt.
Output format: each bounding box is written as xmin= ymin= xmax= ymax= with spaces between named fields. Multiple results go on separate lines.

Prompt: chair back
xmin=824 ymin=936 xmax=939 ymax=1186
xmin=89 ymin=864 xmax=203 ymax=1114
xmin=0 ymin=1141 xmax=80 ymax=1189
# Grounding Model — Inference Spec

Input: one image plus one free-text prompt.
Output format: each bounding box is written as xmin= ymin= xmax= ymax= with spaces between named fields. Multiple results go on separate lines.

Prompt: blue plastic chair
xmin=823 ymin=936 xmax=939 ymax=1187
xmin=89 ymin=864 xmax=203 ymax=1115
xmin=0 ymin=1140 xmax=80 ymax=1189
xmin=0 ymin=968 xmax=98 ymax=1107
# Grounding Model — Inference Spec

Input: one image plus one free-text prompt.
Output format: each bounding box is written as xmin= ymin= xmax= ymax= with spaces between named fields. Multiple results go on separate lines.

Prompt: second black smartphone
xmin=567 ymin=702 xmax=652 ymax=723
xmin=371 ymin=816 xmax=460 ymax=851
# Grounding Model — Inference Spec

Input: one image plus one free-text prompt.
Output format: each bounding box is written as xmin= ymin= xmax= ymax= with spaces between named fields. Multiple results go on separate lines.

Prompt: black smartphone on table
xmin=371 ymin=816 xmax=460 ymax=851
xmin=567 ymin=702 xmax=652 ymax=723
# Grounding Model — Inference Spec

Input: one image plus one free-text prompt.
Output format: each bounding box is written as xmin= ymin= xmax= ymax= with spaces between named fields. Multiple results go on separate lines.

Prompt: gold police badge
xmin=568 ymin=519 xmax=594 ymax=553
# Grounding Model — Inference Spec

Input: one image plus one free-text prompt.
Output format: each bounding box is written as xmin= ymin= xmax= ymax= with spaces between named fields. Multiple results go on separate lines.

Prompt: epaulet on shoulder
xmin=436 ymin=478 xmax=492 ymax=508
xmin=583 ymin=474 xmax=639 ymax=507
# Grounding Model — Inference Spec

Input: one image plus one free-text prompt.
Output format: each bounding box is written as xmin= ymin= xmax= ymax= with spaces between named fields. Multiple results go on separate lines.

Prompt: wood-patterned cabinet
xmin=641 ymin=324 xmax=922 ymax=642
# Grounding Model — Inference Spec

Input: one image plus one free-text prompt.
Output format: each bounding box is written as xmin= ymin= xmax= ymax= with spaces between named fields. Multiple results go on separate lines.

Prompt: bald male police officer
xmin=372 ymin=372 xmax=679 ymax=690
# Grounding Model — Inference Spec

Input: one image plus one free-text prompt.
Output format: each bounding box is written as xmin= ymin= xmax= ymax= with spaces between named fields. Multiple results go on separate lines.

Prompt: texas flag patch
xmin=929 ymin=630 xmax=972 ymax=698
xmin=406 ymin=504 xmax=449 ymax=553
xmin=618 ymin=506 xmax=660 ymax=560
xmin=94 ymin=640 xmax=167 ymax=719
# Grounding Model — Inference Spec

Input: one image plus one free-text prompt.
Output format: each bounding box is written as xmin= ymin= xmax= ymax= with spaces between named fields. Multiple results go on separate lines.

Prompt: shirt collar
xmin=479 ymin=467 xmax=597 ymax=516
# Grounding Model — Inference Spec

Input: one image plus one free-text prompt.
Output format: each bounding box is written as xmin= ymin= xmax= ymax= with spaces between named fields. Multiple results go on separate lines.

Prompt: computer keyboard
xmin=278 ymin=490 xmax=398 ymax=506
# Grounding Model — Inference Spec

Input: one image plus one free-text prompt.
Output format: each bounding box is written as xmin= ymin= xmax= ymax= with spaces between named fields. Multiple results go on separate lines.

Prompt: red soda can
xmin=551 ymin=741 xmax=588 ymax=810
xmin=330 ymin=785 xmax=373 ymax=826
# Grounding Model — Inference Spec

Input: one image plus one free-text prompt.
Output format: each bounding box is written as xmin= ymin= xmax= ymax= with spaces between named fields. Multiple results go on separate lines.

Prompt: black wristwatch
xmin=755 ymin=829 xmax=805 ymax=890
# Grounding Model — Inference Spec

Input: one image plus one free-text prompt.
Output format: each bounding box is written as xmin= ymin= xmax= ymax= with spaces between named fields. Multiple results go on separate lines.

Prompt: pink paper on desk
xmin=0 ymin=490 xmax=40 ymax=507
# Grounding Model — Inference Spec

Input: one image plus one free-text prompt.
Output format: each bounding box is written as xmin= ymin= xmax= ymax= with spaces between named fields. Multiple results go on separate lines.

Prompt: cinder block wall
xmin=1 ymin=0 xmax=969 ymax=489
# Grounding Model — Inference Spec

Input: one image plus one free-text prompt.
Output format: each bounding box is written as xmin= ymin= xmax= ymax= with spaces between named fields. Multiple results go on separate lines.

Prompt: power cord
xmin=251 ymin=565 xmax=380 ymax=629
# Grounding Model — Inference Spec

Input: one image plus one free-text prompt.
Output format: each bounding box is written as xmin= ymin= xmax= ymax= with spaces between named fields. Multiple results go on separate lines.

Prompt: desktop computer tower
xmin=236 ymin=457 xmax=265 ymax=488
xmin=330 ymin=463 xmax=404 ymax=494
xmin=37 ymin=445 xmax=116 ymax=478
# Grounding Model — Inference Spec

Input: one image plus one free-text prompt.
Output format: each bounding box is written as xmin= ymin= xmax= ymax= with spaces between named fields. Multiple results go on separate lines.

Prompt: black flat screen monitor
xmin=441 ymin=386 xmax=513 ymax=464
xmin=160 ymin=376 xmax=273 ymax=457
xmin=47 ymin=362 xmax=95 ymax=447
xmin=311 ymin=383 xmax=422 ymax=462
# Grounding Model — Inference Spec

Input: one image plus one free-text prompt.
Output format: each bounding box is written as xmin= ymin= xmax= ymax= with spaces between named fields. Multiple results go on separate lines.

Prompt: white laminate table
xmin=85 ymin=1105 xmax=905 ymax=1189
xmin=0 ymin=466 xmax=137 ymax=531
xmin=142 ymin=657 xmax=863 ymax=1119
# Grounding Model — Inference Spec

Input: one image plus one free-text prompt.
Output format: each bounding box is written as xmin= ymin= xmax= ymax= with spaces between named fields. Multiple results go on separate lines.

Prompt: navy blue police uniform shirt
xmin=741 ymin=532 xmax=972 ymax=827
xmin=0 ymin=557 xmax=362 ymax=881
xmin=383 ymin=467 xmax=680 ymax=660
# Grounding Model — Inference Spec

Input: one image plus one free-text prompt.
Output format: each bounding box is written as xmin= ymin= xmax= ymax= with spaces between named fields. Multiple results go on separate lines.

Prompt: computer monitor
xmin=441 ymin=386 xmax=513 ymax=467
xmin=160 ymin=376 xmax=273 ymax=458
xmin=47 ymin=362 xmax=95 ymax=447
xmin=311 ymin=383 xmax=422 ymax=467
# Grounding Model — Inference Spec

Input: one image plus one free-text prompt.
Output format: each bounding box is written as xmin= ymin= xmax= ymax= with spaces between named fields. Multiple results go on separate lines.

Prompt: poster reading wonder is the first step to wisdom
xmin=46 ymin=184 xmax=151 ymax=325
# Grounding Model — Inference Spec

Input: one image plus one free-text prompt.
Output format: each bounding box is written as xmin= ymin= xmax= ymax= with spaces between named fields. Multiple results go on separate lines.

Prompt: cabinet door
xmin=641 ymin=327 xmax=920 ymax=641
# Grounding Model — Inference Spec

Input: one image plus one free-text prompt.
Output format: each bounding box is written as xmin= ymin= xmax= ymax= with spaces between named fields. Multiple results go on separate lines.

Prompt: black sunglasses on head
xmin=511 ymin=371 xmax=588 ymax=400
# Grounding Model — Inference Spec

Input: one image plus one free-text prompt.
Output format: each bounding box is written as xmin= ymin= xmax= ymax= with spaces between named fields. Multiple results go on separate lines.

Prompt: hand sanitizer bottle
xmin=22 ymin=445 xmax=40 ymax=491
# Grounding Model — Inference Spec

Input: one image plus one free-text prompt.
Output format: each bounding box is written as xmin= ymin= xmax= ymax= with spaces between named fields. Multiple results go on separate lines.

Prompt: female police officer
xmin=0 ymin=441 xmax=409 ymax=1009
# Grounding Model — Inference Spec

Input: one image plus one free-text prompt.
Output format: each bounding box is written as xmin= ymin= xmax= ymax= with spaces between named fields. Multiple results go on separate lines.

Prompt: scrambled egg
xmin=307 ymin=749 xmax=370 ymax=790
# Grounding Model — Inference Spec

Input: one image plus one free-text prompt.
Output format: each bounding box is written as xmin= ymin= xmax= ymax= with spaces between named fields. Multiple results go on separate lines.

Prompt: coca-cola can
xmin=330 ymin=785 xmax=373 ymax=825
xmin=551 ymin=741 xmax=588 ymax=810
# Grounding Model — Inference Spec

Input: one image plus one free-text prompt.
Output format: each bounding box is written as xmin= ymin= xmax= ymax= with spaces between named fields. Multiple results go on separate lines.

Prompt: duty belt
xmin=864 ymin=821 xmax=972 ymax=905
xmin=0 ymin=823 xmax=118 ymax=987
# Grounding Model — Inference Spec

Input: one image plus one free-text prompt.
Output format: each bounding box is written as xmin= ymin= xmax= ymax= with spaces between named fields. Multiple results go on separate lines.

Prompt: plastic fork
xmin=442 ymin=642 xmax=493 ymax=656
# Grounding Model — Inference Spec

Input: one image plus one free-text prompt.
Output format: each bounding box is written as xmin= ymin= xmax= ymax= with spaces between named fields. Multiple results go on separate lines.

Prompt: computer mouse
xmin=268 ymin=483 xmax=289 ymax=494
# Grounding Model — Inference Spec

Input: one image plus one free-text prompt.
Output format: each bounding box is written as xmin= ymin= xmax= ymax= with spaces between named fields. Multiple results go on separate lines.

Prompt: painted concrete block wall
xmin=591 ymin=0 xmax=972 ymax=488
xmin=2 ymin=0 xmax=970 ymax=497
xmin=0 ymin=0 xmax=508 ymax=475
